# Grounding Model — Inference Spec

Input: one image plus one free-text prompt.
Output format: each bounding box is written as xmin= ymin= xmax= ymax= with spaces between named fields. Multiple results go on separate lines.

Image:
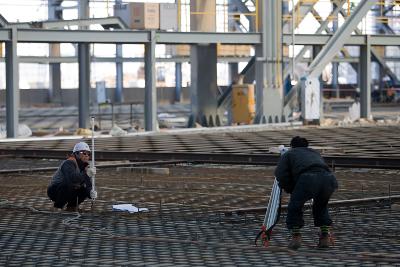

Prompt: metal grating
xmin=0 ymin=163 xmax=400 ymax=265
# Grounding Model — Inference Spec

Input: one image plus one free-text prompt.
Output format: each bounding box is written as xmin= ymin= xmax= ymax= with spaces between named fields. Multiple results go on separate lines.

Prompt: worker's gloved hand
xmin=278 ymin=145 xmax=289 ymax=155
xmin=86 ymin=167 xmax=97 ymax=177
xmin=90 ymin=190 xmax=97 ymax=199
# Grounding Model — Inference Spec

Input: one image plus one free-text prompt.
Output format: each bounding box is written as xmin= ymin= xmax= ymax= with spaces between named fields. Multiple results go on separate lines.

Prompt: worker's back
xmin=276 ymin=147 xmax=329 ymax=183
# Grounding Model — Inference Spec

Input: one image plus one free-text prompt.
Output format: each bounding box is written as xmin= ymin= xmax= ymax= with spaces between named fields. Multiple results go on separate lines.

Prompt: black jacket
xmin=49 ymin=156 xmax=92 ymax=192
xmin=274 ymin=147 xmax=330 ymax=193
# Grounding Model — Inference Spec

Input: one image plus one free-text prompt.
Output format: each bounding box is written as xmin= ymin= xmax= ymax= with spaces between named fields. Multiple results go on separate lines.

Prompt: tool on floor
xmin=255 ymin=145 xmax=287 ymax=247
xmin=90 ymin=117 xmax=98 ymax=208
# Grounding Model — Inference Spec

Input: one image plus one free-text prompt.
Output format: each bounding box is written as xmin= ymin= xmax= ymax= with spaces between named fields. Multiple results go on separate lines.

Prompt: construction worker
xmin=47 ymin=142 xmax=96 ymax=212
xmin=274 ymin=136 xmax=338 ymax=250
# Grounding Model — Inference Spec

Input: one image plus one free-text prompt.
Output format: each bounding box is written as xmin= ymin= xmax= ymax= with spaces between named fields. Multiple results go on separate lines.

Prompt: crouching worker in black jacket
xmin=47 ymin=142 xmax=96 ymax=212
xmin=275 ymin=136 xmax=338 ymax=250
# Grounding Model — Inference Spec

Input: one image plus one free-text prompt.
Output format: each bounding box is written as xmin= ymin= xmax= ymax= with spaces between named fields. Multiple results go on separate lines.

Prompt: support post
xmin=312 ymin=45 xmax=323 ymax=122
xmin=48 ymin=0 xmax=63 ymax=104
xmin=255 ymin=0 xmax=283 ymax=124
xmin=115 ymin=0 xmax=123 ymax=103
xmin=360 ymin=36 xmax=371 ymax=119
xmin=189 ymin=44 xmax=219 ymax=126
xmin=144 ymin=31 xmax=157 ymax=131
xmin=78 ymin=43 xmax=90 ymax=129
xmin=332 ymin=5 xmax=339 ymax=98
xmin=175 ymin=62 xmax=182 ymax=103
xmin=78 ymin=0 xmax=90 ymax=129
xmin=5 ymin=27 xmax=19 ymax=138
xmin=115 ymin=44 xmax=124 ymax=103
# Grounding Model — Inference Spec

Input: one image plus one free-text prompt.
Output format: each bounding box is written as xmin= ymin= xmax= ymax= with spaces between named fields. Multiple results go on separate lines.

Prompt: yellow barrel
xmin=232 ymin=83 xmax=255 ymax=124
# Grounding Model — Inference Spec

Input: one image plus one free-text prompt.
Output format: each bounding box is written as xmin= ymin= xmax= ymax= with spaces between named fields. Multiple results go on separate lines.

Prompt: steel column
xmin=175 ymin=62 xmax=182 ymax=103
xmin=332 ymin=4 xmax=339 ymax=98
xmin=360 ymin=36 xmax=371 ymax=119
xmin=5 ymin=27 xmax=19 ymax=138
xmin=48 ymin=0 xmax=63 ymax=104
xmin=227 ymin=62 xmax=239 ymax=125
xmin=189 ymin=44 xmax=219 ymax=126
xmin=78 ymin=0 xmax=90 ymax=129
xmin=115 ymin=44 xmax=124 ymax=103
xmin=78 ymin=43 xmax=90 ymax=129
xmin=78 ymin=0 xmax=89 ymax=25
xmin=48 ymin=55 xmax=62 ymax=102
xmin=255 ymin=0 xmax=283 ymax=124
xmin=229 ymin=63 xmax=239 ymax=83
xmin=313 ymin=45 xmax=324 ymax=121
xmin=144 ymin=31 xmax=157 ymax=131
xmin=115 ymin=0 xmax=123 ymax=103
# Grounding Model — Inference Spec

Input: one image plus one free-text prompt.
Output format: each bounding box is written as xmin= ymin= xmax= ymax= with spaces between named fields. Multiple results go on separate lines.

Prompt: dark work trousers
xmin=286 ymin=171 xmax=338 ymax=229
xmin=47 ymin=182 xmax=88 ymax=209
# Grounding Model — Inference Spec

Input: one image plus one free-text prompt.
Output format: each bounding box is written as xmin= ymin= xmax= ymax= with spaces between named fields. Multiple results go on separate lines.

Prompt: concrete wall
xmin=0 ymin=87 xmax=191 ymax=107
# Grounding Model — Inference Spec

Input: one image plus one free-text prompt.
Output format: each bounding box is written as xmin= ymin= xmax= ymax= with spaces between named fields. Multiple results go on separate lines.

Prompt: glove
xmin=278 ymin=145 xmax=289 ymax=155
xmin=90 ymin=190 xmax=97 ymax=199
xmin=86 ymin=167 xmax=97 ymax=177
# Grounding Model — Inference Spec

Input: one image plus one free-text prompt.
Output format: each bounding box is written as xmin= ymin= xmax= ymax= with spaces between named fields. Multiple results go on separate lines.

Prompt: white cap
xmin=73 ymin=142 xmax=91 ymax=153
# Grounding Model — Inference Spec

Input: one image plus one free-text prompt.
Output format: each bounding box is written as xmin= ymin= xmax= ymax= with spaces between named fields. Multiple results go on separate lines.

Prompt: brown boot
xmin=318 ymin=233 xmax=332 ymax=249
xmin=288 ymin=234 xmax=302 ymax=250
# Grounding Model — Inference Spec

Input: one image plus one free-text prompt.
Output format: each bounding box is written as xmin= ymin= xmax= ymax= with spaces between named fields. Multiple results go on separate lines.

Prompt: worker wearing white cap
xmin=47 ymin=142 xmax=96 ymax=212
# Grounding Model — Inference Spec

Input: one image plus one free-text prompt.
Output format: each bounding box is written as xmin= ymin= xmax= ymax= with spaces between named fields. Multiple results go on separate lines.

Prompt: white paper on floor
xmin=112 ymin=204 xmax=149 ymax=213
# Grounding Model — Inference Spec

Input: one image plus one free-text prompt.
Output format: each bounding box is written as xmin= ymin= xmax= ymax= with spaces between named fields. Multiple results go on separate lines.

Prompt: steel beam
xmin=282 ymin=34 xmax=400 ymax=46
xmin=337 ymin=6 xmax=399 ymax=87
xmin=283 ymin=1 xmax=346 ymax=82
xmin=282 ymin=0 xmax=318 ymax=33
xmin=0 ymin=14 xmax=8 ymax=28
xmin=230 ymin=0 xmax=255 ymax=32
xmin=5 ymin=29 xmax=258 ymax=44
xmin=144 ymin=31 xmax=157 ymax=131
xmin=5 ymin=27 xmax=19 ymax=138
xmin=0 ymin=28 xmax=400 ymax=46
xmin=308 ymin=0 xmax=376 ymax=78
xmin=40 ymin=17 xmax=128 ymax=30
xmin=8 ymin=55 xmax=253 ymax=64
xmin=14 ymin=29 xmax=151 ymax=44
xmin=156 ymin=32 xmax=261 ymax=44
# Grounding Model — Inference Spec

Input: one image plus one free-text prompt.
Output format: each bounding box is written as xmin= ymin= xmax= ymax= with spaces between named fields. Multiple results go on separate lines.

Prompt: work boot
xmin=288 ymin=234 xmax=302 ymax=250
xmin=318 ymin=233 xmax=332 ymax=249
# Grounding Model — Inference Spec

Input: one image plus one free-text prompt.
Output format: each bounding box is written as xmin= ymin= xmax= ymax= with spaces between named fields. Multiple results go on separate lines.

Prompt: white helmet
xmin=73 ymin=142 xmax=91 ymax=153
